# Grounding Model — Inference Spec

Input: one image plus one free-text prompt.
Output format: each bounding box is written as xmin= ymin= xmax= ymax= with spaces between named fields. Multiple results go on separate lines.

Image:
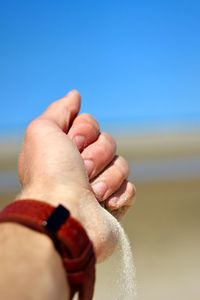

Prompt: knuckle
xmin=26 ymin=119 xmax=42 ymax=137
xmin=127 ymin=182 xmax=136 ymax=198
xmin=25 ymin=118 xmax=48 ymax=141
xmin=116 ymin=156 xmax=129 ymax=178
xmin=78 ymin=113 xmax=100 ymax=131
xmin=94 ymin=144 xmax=108 ymax=158
xmin=79 ymin=113 xmax=93 ymax=121
xmin=89 ymin=133 xmax=117 ymax=160
xmin=101 ymin=132 xmax=117 ymax=154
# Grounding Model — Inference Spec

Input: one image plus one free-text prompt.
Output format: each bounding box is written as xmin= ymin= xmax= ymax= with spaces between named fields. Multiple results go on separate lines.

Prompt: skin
xmin=0 ymin=90 xmax=136 ymax=300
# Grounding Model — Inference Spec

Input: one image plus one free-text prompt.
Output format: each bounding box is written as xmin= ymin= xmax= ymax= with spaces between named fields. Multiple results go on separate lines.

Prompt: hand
xmin=17 ymin=90 xmax=136 ymax=261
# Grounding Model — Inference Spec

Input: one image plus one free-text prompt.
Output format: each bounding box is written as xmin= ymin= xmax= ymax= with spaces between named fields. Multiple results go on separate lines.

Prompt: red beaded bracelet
xmin=0 ymin=199 xmax=96 ymax=300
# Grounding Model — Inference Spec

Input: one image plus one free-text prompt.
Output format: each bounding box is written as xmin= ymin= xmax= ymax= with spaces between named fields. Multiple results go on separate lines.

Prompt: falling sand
xmin=93 ymin=211 xmax=136 ymax=300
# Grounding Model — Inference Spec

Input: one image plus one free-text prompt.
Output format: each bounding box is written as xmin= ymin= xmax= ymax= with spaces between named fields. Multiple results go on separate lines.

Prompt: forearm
xmin=0 ymin=222 xmax=69 ymax=300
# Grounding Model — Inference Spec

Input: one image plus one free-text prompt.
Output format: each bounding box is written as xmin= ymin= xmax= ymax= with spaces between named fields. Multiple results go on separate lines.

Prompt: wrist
xmin=16 ymin=184 xmax=83 ymax=221
xmin=16 ymin=185 xmax=118 ymax=262
xmin=16 ymin=185 xmax=97 ymax=252
xmin=0 ymin=199 xmax=96 ymax=299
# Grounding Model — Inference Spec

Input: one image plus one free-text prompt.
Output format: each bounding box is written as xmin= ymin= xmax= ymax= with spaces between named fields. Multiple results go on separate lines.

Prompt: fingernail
xmin=84 ymin=159 xmax=94 ymax=177
xmin=109 ymin=193 xmax=127 ymax=207
xmin=73 ymin=135 xmax=85 ymax=151
xmin=92 ymin=181 xmax=107 ymax=200
xmin=109 ymin=197 xmax=118 ymax=206
xmin=67 ymin=90 xmax=76 ymax=96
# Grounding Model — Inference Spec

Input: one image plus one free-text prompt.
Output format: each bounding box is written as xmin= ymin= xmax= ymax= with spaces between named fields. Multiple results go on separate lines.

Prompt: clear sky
xmin=0 ymin=0 xmax=200 ymax=134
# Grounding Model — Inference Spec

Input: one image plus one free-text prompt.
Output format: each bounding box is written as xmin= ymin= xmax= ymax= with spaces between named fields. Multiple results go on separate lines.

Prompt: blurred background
xmin=0 ymin=1 xmax=200 ymax=299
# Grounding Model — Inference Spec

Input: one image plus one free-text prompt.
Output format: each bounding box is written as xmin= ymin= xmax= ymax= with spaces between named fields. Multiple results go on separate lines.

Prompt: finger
xmin=81 ymin=132 xmax=116 ymax=179
xmin=104 ymin=181 xmax=136 ymax=219
xmin=68 ymin=113 xmax=100 ymax=151
xmin=41 ymin=90 xmax=81 ymax=132
xmin=109 ymin=206 xmax=130 ymax=220
xmin=91 ymin=155 xmax=129 ymax=202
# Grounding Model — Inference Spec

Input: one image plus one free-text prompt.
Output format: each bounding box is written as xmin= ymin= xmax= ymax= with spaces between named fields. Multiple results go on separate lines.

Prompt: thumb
xmin=42 ymin=90 xmax=81 ymax=132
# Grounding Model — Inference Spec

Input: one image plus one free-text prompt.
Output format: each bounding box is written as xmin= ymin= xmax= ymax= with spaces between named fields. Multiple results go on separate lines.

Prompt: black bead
xmin=43 ymin=204 xmax=70 ymax=233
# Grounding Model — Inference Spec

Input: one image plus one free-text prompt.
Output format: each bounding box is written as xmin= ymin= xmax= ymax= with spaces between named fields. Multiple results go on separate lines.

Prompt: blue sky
xmin=0 ymin=0 xmax=200 ymax=134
